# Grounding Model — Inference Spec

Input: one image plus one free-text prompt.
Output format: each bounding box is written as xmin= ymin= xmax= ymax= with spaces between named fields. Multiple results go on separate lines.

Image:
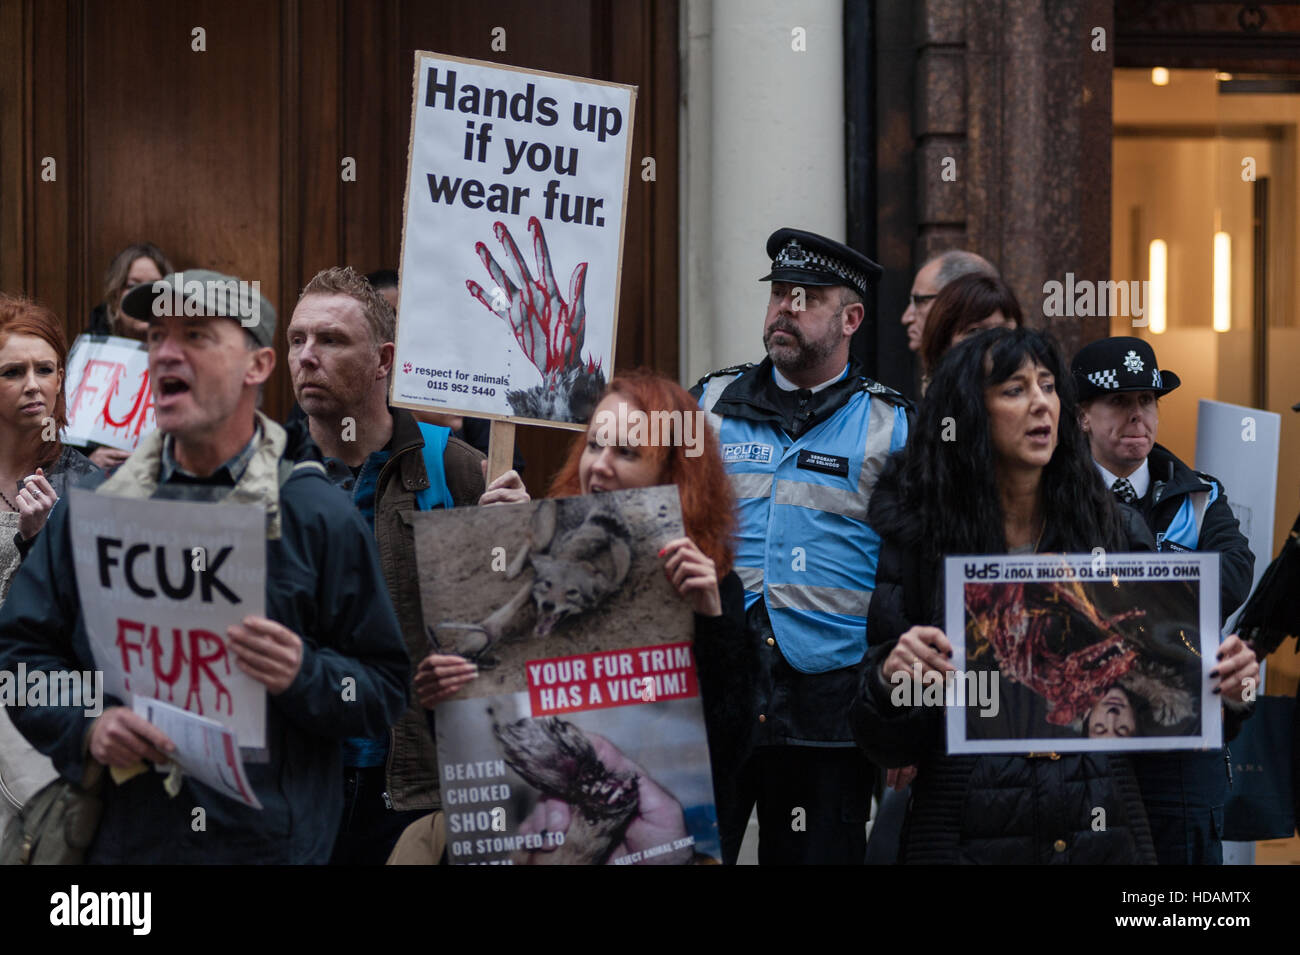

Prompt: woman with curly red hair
xmin=415 ymin=370 xmax=755 ymax=864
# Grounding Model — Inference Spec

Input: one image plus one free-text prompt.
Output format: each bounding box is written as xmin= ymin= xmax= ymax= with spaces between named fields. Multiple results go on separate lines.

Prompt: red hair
xmin=0 ymin=294 xmax=69 ymax=467
xmin=548 ymin=369 xmax=736 ymax=576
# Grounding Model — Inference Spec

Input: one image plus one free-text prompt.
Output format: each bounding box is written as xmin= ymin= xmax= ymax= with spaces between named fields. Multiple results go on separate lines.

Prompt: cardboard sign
xmin=69 ymin=489 xmax=267 ymax=749
xmin=414 ymin=486 xmax=721 ymax=865
xmin=1195 ymin=398 xmax=1280 ymax=610
xmin=943 ymin=552 xmax=1221 ymax=754
xmin=391 ymin=52 xmax=636 ymax=428
xmin=63 ymin=334 xmax=155 ymax=452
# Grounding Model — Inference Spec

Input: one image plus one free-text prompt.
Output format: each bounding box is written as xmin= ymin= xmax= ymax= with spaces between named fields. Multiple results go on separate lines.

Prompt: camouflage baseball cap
xmin=120 ymin=269 xmax=276 ymax=348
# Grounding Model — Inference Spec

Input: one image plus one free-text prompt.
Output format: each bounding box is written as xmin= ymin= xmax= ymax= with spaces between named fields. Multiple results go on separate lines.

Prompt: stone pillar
xmin=912 ymin=0 xmax=1114 ymax=358
xmin=680 ymin=0 xmax=847 ymax=383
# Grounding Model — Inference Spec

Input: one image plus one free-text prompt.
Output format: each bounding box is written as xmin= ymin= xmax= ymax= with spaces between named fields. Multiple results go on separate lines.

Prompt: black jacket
xmin=691 ymin=358 xmax=912 ymax=747
xmin=0 ymin=421 xmax=410 ymax=863
xmin=849 ymin=455 xmax=1158 ymax=864
xmin=692 ymin=571 xmax=756 ymax=864
xmin=1142 ymin=443 xmax=1254 ymax=624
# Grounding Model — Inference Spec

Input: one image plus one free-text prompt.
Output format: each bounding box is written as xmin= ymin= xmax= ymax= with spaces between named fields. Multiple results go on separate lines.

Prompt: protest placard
xmin=414 ymin=485 xmax=721 ymax=865
xmin=1195 ymin=398 xmax=1280 ymax=600
xmin=132 ymin=696 xmax=261 ymax=810
xmin=391 ymin=52 xmax=636 ymax=429
xmin=69 ymin=489 xmax=267 ymax=749
xmin=942 ymin=552 xmax=1221 ymax=754
xmin=63 ymin=334 xmax=155 ymax=452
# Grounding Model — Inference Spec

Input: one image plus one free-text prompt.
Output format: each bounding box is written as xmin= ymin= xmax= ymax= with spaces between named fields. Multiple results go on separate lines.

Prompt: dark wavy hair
xmin=920 ymin=272 xmax=1023 ymax=377
xmin=896 ymin=326 xmax=1124 ymax=565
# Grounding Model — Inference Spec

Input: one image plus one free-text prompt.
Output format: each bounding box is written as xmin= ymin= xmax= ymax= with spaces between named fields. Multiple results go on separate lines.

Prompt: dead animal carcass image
xmin=413 ymin=485 xmax=687 ymax=698
xmin=964 ymin=576 xmax=1202 ymax=741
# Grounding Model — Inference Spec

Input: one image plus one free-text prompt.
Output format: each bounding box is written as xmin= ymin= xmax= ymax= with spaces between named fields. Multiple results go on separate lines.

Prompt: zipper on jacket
xmin=0 ymin=767 xmax=23 ymax=812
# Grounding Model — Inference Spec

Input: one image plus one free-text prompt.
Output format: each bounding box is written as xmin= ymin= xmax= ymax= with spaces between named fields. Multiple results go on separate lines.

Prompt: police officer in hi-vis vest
xmin=1072 ymin=335 xmax=1256 ymax=865
xmin=692 ymin=228 xmax=910 ymax=864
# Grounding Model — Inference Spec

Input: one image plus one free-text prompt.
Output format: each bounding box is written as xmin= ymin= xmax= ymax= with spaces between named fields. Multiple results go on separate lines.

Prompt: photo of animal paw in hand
xmin=495 ymin=716 xmax=692 ymax=866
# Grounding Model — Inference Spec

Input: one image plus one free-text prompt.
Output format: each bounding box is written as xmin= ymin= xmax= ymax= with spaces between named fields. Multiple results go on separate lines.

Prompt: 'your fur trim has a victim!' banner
xmin=413 ymin=486 xmax=722 ymax=865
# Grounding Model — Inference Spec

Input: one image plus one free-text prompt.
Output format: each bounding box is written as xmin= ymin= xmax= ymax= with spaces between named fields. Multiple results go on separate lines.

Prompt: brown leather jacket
xmin=373 ymin=410 xmax=485 ymax=810
xmin=284 ymin=407 xmax=485 ymax=810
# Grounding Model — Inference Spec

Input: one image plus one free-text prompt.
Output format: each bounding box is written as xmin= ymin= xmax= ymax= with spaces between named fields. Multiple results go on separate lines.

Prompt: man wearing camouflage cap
xmin=0 ymin=270 xmax=409 ymax=862
xmin=692 ymin=229 xmax=911 ymax=864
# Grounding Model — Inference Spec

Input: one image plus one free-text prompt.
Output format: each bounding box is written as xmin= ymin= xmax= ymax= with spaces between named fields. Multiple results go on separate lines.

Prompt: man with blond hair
xmin=285 ymin=266 xmax=509 ymax=863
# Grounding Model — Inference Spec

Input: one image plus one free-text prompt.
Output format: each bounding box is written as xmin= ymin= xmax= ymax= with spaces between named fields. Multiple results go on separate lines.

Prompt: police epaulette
xmin=694 ymin=363 xmax=756 ymax=389
xmin=857 ymin=378 xmax=913 ymax=410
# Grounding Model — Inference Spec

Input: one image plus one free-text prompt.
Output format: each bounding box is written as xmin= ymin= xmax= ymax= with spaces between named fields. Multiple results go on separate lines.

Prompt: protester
xmin=0 ymin=293 xmax=99 ymax=843
xmin=365 ymin=268 xmax=401 ymax=313
xmin=691 ymin=228 xmax=910 ymax=865
xmin=851 ymin=327 xmax=1162 ymax=863
xmin=899 ymin=249 xmax=997 ymax=354
xmin=0 ymin=270 xmax=409 ymax=863
xmin=403 ymin=370 xmax=755 ymax=864
xmin=918 ymin=272 xmax=1021 ymax=390
xmin=1072 ymin=335 xmax=1257 ymax=864
xmin=83 ymin=242 xmax=174 ymax=472
xmin=88 ymin=242 xmax=174 ymax=340
xmin=283 ymin=265 xmax=490 ymax=864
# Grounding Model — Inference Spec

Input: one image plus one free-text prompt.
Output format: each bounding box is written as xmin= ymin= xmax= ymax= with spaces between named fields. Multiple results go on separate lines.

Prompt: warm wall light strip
xmin=1148 ymin=239 xmax=1167 ymax=334
xmin=1151 ymin=67 xmax=1170 ymax=86
xmin=1213 ymin=231 xmax=1231 ymax=332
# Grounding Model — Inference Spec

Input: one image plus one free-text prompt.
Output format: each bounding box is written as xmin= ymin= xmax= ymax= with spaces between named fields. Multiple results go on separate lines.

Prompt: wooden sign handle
xmin=486 ymin=419 xmax=516 ymax=485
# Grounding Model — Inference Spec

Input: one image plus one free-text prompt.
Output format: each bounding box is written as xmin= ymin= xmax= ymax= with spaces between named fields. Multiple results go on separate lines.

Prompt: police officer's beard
xmin=764 ymin=310 xmax=843 ymax=375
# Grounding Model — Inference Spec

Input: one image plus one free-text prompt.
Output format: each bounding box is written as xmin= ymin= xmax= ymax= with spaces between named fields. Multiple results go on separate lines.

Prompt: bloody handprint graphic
xmin=467 ymin=217 xmax=605 ymax=423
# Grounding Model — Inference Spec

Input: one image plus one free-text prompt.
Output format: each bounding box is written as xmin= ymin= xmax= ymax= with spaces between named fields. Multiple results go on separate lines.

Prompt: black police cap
xmin=758 ymin=228 xmax=883 ymax=300
xmin=1071 ymin=336 xmax=1181 ymax=403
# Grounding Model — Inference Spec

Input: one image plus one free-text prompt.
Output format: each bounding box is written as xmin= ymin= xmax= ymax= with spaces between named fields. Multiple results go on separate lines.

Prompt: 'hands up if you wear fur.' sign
xmin=391 ymin=52 xmax=636 ymax=428
xmin=415 ymin=486 xmax=722 ymax=864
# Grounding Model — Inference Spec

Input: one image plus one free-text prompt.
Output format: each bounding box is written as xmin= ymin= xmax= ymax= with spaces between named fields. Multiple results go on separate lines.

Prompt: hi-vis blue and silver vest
xmin=1153 ymin=478 xmax=1216 ymax=551
xmin=700 ymin=368 xmax=909 ymax=674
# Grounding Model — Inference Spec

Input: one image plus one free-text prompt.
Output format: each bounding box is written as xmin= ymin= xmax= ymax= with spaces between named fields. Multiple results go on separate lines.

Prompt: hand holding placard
xmin=228 ymin=616 xmax=304 ymax=695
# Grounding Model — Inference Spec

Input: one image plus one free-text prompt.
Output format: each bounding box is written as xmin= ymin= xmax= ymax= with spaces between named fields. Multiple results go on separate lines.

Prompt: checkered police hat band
xmin=774 ymin=241 xmax=869 ymax=294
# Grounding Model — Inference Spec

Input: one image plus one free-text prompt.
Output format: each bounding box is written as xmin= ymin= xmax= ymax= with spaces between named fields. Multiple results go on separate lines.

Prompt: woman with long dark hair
xmin=851 ymin=327 xmax=1166 ymax=863
xmin=412 ymin=370 xmax=755 ymax=864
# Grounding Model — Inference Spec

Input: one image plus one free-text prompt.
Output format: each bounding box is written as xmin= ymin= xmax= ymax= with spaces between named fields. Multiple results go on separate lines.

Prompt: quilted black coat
xmin=849 ymin=455 xmax=1158 ymax=864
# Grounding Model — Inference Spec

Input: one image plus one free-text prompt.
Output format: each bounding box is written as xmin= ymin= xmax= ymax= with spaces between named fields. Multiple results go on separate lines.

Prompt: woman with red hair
xmin=0 ymin=292 xmax=98 ymax=843
xmin=0 ymin=294 xmax=98 ymax=572
xmin=415 ymin=370 xmax=755 ymax=864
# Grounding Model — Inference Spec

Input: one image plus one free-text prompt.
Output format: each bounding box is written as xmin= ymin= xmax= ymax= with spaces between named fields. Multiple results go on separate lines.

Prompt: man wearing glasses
xmin=899 ymin=250 xmax=997 ymax=353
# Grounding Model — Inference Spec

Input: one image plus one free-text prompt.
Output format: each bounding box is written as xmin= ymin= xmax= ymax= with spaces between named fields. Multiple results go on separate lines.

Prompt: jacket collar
xmin=713 ymin=356 xmax=870 ymax=438
xmin=98 ymin=410 xmax=291 ymax=539
xmin=389 ymin=408 xmax=432 ymax=494
xmin=1146 ymin=442 xmax=1211 ymax=503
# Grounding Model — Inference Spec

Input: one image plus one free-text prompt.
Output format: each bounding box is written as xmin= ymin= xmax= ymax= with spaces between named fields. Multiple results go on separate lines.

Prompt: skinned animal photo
xmin=944 ymin=553 xmax=1221 ymax=755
